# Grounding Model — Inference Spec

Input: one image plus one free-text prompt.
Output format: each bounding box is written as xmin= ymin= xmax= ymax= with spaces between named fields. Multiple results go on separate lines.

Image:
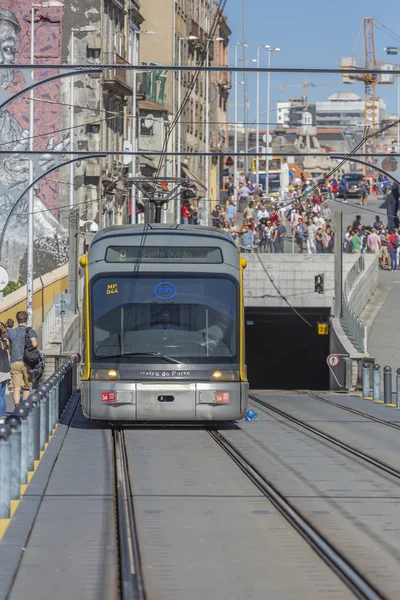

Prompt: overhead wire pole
xmin=131 ymin=31 xmax=138 ymax=224
xmin=242 ymin=0 xmax=248 ymax=175
xmin=27 ymin=5 xmax=36 ymax=326
xmin=205 ymin=42 xmax=210 ymax=226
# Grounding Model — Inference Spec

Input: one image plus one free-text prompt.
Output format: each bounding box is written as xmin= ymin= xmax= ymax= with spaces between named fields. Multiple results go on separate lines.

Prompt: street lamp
xmin=203 ymin=36 xmax=224 ymax=225
xmin=27 ymin=1 xmax=63 ymax=325
xmin=234 ymin=42 xmax=249 ymax=201
xmin=131 ymin=30 xmax=156 ymax=224
xmin=70 ymin=25 xmax=99 ymax=212
xmin=176 ymin=35 xmax=198 ymax=224
xmin=265 ymin=46 xmax=281 ymax=197
xmin=256 ymin=46 xmax=270 ymax=186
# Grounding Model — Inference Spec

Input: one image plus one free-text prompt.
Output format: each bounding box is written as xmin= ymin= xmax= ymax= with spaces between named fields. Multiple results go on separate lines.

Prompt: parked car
xmin=338 ymin=172 xmax=364 ymax=198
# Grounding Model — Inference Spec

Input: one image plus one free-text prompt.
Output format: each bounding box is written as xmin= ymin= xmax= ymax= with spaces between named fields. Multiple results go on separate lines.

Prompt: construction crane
xmin=341 ymin=17 xmax=394 ymax=174
xmin=279 ymin=78 xmax=337 ymax=107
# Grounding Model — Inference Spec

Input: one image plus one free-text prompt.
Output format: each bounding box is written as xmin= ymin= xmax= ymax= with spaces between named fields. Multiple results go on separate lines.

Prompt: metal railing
xmin=42 ymin=300 xmax=58 ymax=348
xmin=0 ymin=355 xmax=80 ymax=521
xmin=103 ymin=52 xmax=133 ymax=91
xmin=340 ymin=254 xmax=367 ymax=353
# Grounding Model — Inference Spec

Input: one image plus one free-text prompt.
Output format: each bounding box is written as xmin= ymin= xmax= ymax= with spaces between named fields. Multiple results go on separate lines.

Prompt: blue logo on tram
xmin=154 ymin=282 xmax=177 ymax=300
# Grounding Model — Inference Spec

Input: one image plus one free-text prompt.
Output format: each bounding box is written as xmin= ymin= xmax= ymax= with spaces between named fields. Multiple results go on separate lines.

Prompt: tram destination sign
xmin=105 ymin=246 xmax=223 ymax=263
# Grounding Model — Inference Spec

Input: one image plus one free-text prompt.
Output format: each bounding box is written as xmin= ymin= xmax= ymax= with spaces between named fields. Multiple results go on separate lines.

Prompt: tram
xmin=79 ymin=224 xmax=248 ymax=421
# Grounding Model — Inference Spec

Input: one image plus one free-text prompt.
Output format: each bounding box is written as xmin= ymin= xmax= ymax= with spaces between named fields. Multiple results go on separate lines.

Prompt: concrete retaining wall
xmin=243 ymin=255 xmax=371 ymax=309
xmin=0 ymin=265 xmax=68 ymax=332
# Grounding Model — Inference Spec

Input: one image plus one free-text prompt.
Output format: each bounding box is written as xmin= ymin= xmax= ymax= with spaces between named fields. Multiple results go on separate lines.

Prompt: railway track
xmin=249 ymin=394 xmax=400 ymax=481
xmin=113 ymin=428 xmax=145 ymax=600
xmin=208 ymin=428 xmax=385 ymax=600
xmin=306 ymin=392 xmax=400 ymax=431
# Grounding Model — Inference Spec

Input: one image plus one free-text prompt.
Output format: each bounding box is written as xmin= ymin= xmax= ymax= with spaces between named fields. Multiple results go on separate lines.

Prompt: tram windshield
xmin=91 ymin=275 xmax=238 ymax=364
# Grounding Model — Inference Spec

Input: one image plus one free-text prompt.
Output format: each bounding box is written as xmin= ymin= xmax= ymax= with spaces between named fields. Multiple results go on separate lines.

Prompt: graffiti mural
xmin=0 ymin=4 xmax=69 ymax=279
xmin=140 ymin=62 xmax=167 ymax=106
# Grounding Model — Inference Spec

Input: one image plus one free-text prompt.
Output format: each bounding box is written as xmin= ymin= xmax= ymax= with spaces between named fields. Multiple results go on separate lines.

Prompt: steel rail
xmin=208 ymin=428 xmax=385 ymax=600
xmin=249 ymin=395 xmax=400 ymax=480
xmin=306 ymin=392 xmax=400 ymax=432
xmin=113 ymin=429 xmax=145 ymax=600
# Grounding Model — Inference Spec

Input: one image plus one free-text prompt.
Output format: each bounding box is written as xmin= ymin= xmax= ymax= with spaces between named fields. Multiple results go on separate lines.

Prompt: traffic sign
xmin=0 ymin=266 xmax=9 ymax=292
xmin=327 ymin=355 xmax=340 ymax=368
xmin=225 ymin=156 xmax=234 ymax=166
xmin=318 ymin=323 xmax=329 ymax=335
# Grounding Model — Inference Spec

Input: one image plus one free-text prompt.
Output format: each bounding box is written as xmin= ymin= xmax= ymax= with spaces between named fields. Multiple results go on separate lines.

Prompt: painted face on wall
xmin=0 ymin=21 xmax=18 ymax=88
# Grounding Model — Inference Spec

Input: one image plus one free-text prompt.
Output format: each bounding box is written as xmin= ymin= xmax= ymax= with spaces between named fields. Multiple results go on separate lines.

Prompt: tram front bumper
xmin=81 ymin=381 xmax=248 ymax=421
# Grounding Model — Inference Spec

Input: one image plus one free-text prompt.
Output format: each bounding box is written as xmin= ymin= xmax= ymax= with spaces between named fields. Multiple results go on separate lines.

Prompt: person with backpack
xmin=6 ymin=311 xmax=38 ymax=408
xmin=389 ymin=228 xmax=400 ymax=271
xmin=0 ymin=323 xmax=10 ymax=424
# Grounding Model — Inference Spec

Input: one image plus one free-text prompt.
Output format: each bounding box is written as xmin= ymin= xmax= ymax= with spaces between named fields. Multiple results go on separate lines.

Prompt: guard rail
xmin=0 ymin=354 xmax=80 ymax=523
xmin=340 ymin=254 xmax=367 ymax=353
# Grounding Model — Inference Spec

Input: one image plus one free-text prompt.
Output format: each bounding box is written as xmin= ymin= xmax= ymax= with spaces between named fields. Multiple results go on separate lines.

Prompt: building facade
xmin=277 ymin=92 xmax=387 ymax=130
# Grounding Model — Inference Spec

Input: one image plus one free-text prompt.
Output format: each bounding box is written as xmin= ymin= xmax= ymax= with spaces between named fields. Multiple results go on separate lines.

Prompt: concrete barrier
xmin=0 ymin=265 xmax=68 ymax=332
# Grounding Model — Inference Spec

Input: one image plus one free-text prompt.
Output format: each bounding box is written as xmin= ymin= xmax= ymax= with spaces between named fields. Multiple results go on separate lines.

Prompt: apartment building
xmin=61 ymin=0 xmax=144 ymax=228
xmin=139 ymin=0 xmax=231 ymax=220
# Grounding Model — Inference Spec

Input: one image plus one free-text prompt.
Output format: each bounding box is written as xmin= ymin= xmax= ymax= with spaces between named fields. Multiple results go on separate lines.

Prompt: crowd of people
xmin=344 ymin=215 xmax=400 ymax=271
xmin=0 ymin=311 xmax=43 ymax=424
xmin=211 ymin=171 xmax=338 ymax=253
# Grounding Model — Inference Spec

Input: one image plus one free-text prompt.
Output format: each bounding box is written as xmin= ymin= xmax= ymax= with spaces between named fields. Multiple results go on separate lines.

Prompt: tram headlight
xmin=91 ymin=369 xmax=121 ymax=380
xmin=210 ymin=370 xmax=239 ymax=381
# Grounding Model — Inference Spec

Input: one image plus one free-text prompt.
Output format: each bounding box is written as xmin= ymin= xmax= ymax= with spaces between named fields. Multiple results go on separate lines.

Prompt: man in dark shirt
xmin=211 ymin=205 xmax=221 ymax=228
xmin=7 ymin=311 xmax=38 ymax=406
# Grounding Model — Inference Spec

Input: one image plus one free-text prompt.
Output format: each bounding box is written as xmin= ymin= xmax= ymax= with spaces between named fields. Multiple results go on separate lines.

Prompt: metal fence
xmin=340 ymin=254 xmax=367 ymax=353
xmin=0 ymin=355 xmax=79 ymax=521
xmin=41 ymin=300 xmax=58 ymax=348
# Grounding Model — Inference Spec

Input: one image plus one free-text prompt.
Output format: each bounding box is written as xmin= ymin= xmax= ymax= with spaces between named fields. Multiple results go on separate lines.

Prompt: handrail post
xmin=5 ymin=415 xmax=22 ymax=502
xmin=0 ymin=424 xmax=12 ymax=518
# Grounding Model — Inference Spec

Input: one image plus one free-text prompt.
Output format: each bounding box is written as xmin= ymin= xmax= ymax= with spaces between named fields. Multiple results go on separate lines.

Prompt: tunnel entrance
xmin=245 ymin=307 xmax=330 ymax=390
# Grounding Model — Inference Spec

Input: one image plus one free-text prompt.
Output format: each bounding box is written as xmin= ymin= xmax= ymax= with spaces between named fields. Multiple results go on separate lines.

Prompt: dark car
xmin=338 ymin=173 xmax=364 ymax=198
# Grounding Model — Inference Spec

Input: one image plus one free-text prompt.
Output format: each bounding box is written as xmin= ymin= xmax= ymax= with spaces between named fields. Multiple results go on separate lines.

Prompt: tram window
xmin=91 ymin=276 xmax=238 ymax=364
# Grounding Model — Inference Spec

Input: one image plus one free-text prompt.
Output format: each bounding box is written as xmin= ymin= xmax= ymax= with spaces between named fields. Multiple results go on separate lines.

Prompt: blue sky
xmin=225 ymin=0 xmax=400 ymax=124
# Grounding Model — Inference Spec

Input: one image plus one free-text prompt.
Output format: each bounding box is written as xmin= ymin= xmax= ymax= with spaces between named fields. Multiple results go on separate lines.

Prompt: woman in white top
xmin=256 ymin=204 xmax=269 ymax=220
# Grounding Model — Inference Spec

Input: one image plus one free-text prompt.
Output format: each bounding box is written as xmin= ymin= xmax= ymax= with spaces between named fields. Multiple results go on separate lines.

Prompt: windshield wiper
xmin=96 ymin=351 xmax=180 ymax=364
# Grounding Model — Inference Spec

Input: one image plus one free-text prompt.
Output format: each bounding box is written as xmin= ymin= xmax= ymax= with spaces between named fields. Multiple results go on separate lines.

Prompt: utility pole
xmin=242 ymin=0 xmax=248 ymax=175
xmin=334 ymin=211 xmax=343 ymax=318
xmin=68 ymin=207 xmax=79 ymax=313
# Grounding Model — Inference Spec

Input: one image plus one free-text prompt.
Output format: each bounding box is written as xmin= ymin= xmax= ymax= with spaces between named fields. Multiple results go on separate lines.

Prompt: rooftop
xmin=327 ymin=92 xmax=362 ymax=102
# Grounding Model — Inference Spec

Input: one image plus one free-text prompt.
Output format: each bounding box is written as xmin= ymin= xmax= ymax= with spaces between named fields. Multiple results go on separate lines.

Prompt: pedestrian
xmin=0 ymin=323 xmax=10 ymax=424
xmin=276 ymin=220 xmax=286 ymax=253
xmin=211 ymin=205 xmax=221 ymax=228
xmin=322 ymin=202 xmax=331 ymax=224
xmin=306 ymin=218 xmax=317 ymax=254
xmin=389 ymin=228 xmax=399 ymax=271
xmin=5 ymin=319 xmax=13 ymax=333
xmin=7 ymin=311 xmax=38 ymax=408
xmin=315 ymin=228 xmax=324 ymax=253
xmin=352 ymin=215 xmax=362 ymax=230
xmin=359 ymin=178 xmax=368 ymax=205
xmin=226 ymin=200 xmax=236 ymax=224
xmin=295 ymin=218 xmax=306 ymax=253
xmin=367 ymin=227 xmax=381 ymax=255
xmin=181 ymin=200 xmax=191 ymax=225
xmin=351 ymin=230 xmax=362 ymax=254
xmin=339 ymin=175 xmax=348 ymax=203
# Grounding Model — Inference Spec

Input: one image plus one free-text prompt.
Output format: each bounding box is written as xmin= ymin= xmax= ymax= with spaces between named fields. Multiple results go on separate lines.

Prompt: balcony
xmin=103 ymin=52 xmax=133 ymax=96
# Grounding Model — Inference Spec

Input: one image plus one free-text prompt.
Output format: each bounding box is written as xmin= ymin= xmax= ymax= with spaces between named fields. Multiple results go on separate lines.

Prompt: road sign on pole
xmin=327 ymin=354 xmax=340 ymax=368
